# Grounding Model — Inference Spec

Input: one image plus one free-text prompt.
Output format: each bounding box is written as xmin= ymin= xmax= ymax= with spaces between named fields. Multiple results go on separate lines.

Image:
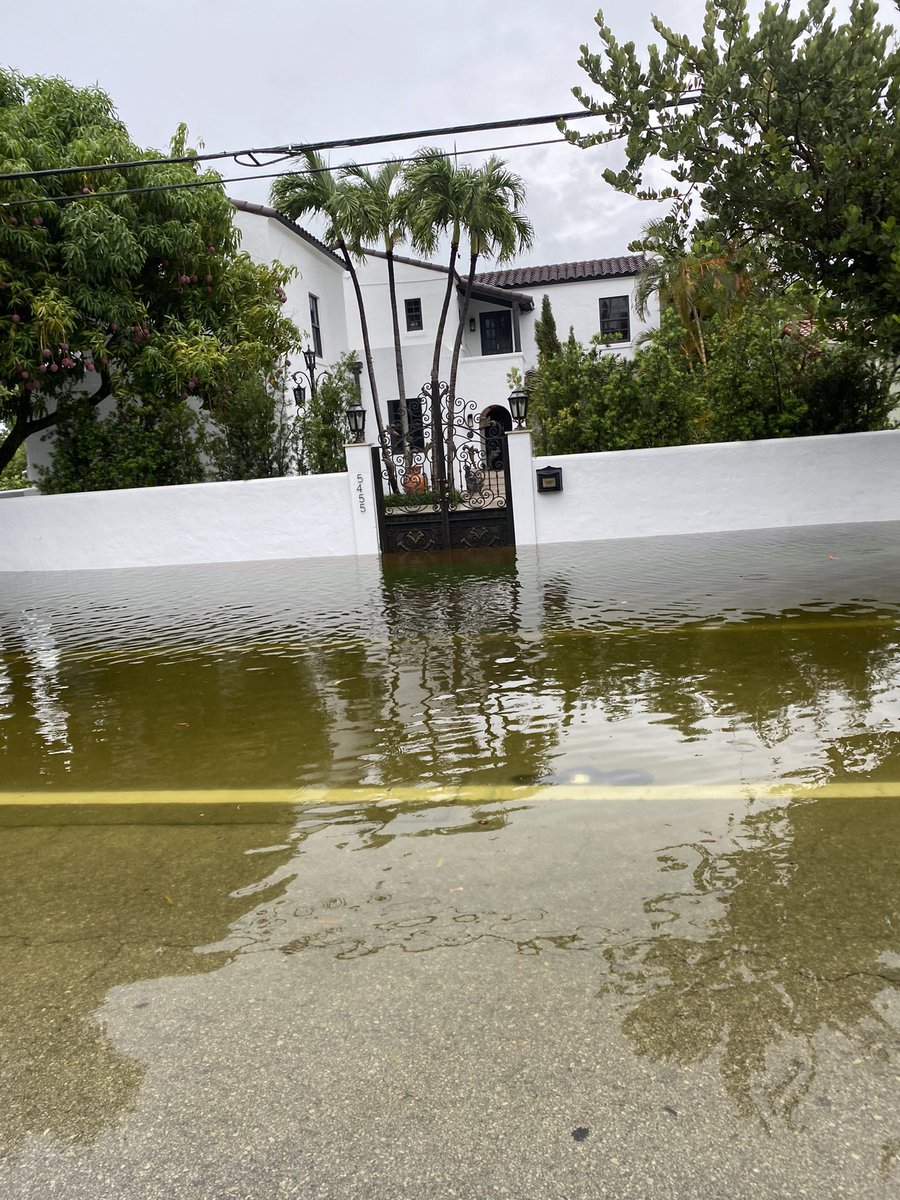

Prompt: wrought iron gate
xmin=372 ymin=382 xmax=515 ymax=554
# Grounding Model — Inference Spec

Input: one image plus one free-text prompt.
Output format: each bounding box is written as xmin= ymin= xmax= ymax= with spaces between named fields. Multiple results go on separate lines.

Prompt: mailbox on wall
xmin=536 ymin=466 xmax=563 ymax=493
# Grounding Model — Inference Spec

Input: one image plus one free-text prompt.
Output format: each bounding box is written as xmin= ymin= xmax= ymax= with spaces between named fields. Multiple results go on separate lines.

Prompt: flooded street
xmin=1 ymin=525 xmax=900 ymax=1197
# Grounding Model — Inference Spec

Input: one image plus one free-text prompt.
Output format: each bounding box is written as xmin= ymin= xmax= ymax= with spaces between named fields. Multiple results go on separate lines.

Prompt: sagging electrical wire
xmin=0 ymin=136 xmax=570 ymax=208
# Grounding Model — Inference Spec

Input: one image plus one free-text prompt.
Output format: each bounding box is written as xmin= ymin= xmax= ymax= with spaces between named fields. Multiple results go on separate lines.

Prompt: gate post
xmin=344 ymin=441 xmax=381 ymax=557
xmin=506 ymin=429 xmax=537 ymax=546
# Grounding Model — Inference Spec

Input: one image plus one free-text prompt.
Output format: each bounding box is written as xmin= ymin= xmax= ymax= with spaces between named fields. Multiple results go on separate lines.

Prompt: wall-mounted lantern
xmin=536 ymin=466 xmax=563 ymax=493
xmin=508 ymin=387 xmax=529 ymax=429
xmin=468 ymin=317 xmax=477 ymax=332
xmin=346 ymin=402 xmax=366 ymax=444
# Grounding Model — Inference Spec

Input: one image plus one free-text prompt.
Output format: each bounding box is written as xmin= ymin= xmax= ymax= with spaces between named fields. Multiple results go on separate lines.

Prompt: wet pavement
xmin=1 ymin=525 xmax=900 ymax=1197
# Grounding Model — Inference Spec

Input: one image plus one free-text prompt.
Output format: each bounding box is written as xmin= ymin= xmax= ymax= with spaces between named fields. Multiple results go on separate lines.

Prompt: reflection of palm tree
xmin=601 ymin=798 xmax=900 ymax=1129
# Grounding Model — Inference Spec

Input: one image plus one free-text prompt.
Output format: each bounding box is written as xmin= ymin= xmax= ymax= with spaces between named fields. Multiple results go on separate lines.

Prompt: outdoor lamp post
xmin=292 ymin=351 xmax=364 ymax=407
xmin=346 ymin=401 xmax=366 ymax=443
xmin=508 ymin=387 xmax=529 ymax=429
xmin=291 ymin=345 xmax=325 ymax=405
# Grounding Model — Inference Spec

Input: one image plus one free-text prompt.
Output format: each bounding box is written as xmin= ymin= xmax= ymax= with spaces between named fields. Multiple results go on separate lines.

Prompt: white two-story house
xmin=231 ymin=199 xmax=656 ymax=454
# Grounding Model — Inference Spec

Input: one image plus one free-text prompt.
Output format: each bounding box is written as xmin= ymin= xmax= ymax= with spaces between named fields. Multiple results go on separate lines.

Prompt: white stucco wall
xmin=232 ymin=207 xmax=350 ymax=372
xmin=516 ymin=279 xmax=656 ymax=366
xmin=4 ymin=431 xmax=899 ymax=573
xmin=0 ymin=472 xmax=360 ymax=572
xmin=525 ymin=430 xmax=900 ymax=546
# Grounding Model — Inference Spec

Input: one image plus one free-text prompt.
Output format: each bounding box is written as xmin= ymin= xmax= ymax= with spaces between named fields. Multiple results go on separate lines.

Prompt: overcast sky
xmin=4 ymin=0 xmax=874 ymax=267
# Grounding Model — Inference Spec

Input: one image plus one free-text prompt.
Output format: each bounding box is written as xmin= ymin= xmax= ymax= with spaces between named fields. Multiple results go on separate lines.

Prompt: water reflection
xmin=600 ymin=796 xmax=900 ymax=1130
xmin=0 ymin=812 xmax=295 ymax=1151
xmin=170 ymin=792 xmax=900 ymax=1131
xmin=0 ymin=790 xmax=898 ymax=1158
xmin=1 ymin=525 xmax=899 ymax=794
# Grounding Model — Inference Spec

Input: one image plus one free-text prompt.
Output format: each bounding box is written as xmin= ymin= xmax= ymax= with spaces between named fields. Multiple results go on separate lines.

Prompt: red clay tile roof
xmin=475 ymin=256 xmax=646 ymax=288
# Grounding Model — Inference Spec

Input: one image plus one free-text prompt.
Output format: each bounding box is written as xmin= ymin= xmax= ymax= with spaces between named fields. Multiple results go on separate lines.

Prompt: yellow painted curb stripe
xmin=0 ymin=783 xmax=898 ymax=807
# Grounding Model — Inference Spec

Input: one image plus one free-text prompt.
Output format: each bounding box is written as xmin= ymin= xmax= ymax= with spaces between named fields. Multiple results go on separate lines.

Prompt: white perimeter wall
xmin=528 ymin=430 xmax=900 ymax=545
xmin=0 ymin=472 xmax=358 ymax=572
xmin=3 ymin=431 xmax=899 ymax=573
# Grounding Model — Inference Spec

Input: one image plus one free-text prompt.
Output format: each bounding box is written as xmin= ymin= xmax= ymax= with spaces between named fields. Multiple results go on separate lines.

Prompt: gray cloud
xmin=3 ymin=0 xmax=871 ymax=266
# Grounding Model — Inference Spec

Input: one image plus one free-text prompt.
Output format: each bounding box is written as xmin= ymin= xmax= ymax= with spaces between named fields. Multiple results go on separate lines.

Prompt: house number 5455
xmin=355 ymin=473 xmax=366 ymax=513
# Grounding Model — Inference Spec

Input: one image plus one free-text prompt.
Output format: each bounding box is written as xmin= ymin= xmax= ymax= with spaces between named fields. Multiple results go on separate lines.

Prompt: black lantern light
xmin=291 ymin=344 xmax=328 ymax=406
xmin=508 ymin=387 xmax=529 ymax=429
xmin=346 ymin=401 xmax=366 ymax=444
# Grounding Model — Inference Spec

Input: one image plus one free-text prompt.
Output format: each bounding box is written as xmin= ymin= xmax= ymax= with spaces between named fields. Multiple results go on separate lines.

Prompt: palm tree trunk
xmin=386 ymin=248 xmax=411 ymax=468
xmin=691 ymin=307 xmax=708 ymax=372
xmin=340 ymin=241 xmax=398 ymax=492
xmin=427 ymin=233 xmax=459 ymax=497
xmin=446 ymin=251 xmax=479 ymax=481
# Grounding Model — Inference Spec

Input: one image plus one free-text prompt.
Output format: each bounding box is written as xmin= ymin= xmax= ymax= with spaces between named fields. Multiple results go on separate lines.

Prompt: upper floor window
xmin=599 ymin=295 xmax=630 ymax=343
xmin=405 ymin=298 xmax=423 ymax=331
xmin=309 ymin=294 xmax=323 ymax=357
xmin=480 ymin=309 xmax=513 ymax=355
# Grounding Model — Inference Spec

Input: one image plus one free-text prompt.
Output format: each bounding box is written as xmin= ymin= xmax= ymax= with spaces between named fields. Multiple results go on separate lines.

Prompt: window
xmin=479 ymin=310 xmax=513 ymax=355
xmin=388 ymin=396 xmax=427 ymax=453
xmin=599 ymin=295 xmax=630 ymax=342
xmin=309 ymin=294 xmax=323 ymax=357
xmin=405 ymin=297 xmax=423 ymax=331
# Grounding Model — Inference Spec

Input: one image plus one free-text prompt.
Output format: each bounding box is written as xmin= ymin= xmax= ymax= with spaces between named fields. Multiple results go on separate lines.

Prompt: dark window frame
xmin=309 ymin=293 xmax=323 ymax=357
xmin=599 ymin=294 xmax=631 ymax=343
xmin=388 ymin=396 xmax=427 ymax=453
xmin=404 ymin=297 xmax=423 ymax=331
xmin=479 ymin=309 xmax=513 ymax=356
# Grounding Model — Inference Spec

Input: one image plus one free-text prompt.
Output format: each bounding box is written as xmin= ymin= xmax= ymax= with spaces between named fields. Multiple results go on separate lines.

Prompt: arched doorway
xmin=481 ymin=405 xmax=513 ymax=470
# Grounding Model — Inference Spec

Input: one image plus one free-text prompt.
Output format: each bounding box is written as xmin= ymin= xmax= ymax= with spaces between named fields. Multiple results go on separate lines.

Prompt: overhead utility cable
xmin=1 ymin=136 xmax=567 ymax=208
xmin=0 ymin=100 xmax=701 ymax=185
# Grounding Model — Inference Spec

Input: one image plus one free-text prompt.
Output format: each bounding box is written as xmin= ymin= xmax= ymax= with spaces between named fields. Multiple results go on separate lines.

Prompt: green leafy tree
xmin=533 ymin=294 xmax=561 ymax=361
xmin=203 ymin=367 xmax=299 ymax=481
xmin=38 ymin=392 xmax=204 ymax=493
xmin=529 ymin=314 xmax=698 ymax=455
xmin=0 ymin=70 xmax=299 ymax=479
xmin=406 ymin=154 xmax=532 ymax=473
xmin=296 ymin=352 xmax=361 ymax=475
xmin=530 ymin=303 xmax=894 ymax=456
xmin=0 ymin=423 xmax=27 ymax=487
xmin=565 ymin=0 xmax=900 ymax=352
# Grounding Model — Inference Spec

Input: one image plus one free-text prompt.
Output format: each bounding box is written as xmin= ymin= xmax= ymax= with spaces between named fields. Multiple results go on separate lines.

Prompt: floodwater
xmin=1 ymin=524 xmax=899 ymax=1198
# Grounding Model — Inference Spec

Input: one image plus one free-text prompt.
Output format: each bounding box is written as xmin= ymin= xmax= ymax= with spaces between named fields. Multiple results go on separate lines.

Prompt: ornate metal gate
xmin=372 ymin=382 xmax=515 ymax=554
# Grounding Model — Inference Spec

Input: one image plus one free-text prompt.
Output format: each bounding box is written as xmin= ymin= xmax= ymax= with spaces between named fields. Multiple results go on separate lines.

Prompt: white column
xmin=343 ymin=442 xmax=381 ymax=557
xmin=507 ymin=429 xmax=537 ymax=546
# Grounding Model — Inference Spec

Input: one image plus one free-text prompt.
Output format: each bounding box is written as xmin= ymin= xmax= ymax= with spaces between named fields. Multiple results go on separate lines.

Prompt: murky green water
xmin=3 ymin=525 xmax=900 ymax=794
xmin=1 ymin=525 xmax=900 ymax=1197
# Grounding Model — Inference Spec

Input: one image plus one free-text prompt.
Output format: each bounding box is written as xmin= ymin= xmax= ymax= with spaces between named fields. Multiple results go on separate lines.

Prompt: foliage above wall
xmin=0 ymin=69 xmax=300 ymax=478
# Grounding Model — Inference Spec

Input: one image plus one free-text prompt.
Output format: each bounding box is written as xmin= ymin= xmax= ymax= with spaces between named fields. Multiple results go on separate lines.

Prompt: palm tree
xmin=341 ymin=159 xmax=413 ymax=461
xmin=270 ymin=152 xmax=397 ymax=488
xmin=446 ymin=158 xmax=534 ymax=462
xmin=633 ymin=219 xmax=746 ymax=370
xmin=401 ymin=149 xmax=473 ymax=491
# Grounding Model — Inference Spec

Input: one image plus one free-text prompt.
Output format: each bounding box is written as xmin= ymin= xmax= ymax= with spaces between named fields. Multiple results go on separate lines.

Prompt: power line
xmin=0 ymin=136 xmax=569 ymax=208
xmin=0 ymin=111 xmax=596 ymax=184
xmin=0 ymin=99 xmax=700 ymax=186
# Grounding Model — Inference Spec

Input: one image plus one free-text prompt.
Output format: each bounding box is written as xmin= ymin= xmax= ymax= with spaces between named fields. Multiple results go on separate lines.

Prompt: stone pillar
xmin=507 ymin=428 xmax=537 ymax=546
xmin=343 ymin=442 xmax=381 ymax=557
